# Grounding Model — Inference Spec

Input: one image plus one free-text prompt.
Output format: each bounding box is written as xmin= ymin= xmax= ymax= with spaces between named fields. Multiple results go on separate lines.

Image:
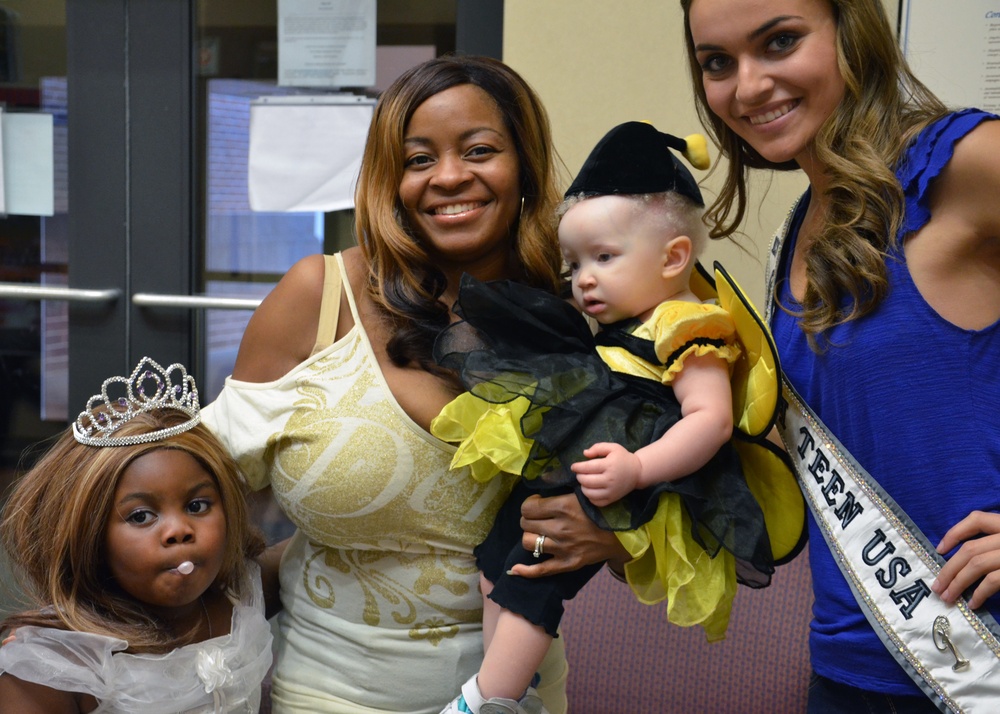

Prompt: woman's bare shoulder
xmin=907 ymin=118 xmax=1000 ymax=328
xmin=231 ymin=253 xmax=327 ymax=382
xmin=934 ymin=118 xmax=1000 ymax=236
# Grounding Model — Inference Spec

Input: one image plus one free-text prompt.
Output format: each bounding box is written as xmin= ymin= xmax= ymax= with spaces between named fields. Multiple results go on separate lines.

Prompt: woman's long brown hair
xmin=679 ymin=0 xmax=947 ymax=347
xmin=354 ymin=55 xmax=562 ymax=370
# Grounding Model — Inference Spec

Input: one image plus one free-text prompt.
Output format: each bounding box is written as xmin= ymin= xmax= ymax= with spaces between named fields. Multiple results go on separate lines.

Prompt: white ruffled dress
xmin=0 ymin=562 xmax=272 ymax=713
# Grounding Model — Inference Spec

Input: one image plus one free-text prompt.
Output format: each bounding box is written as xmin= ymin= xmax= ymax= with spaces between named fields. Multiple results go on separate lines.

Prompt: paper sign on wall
xmin=278 ymin=0 xmax=376 ymax=88
xmin=247 ymin=95 xmax=375 ymax=212
xmin=900 ymin=1 xmax=1000 ymax=113
xmin=1 ymin=111 xmax=54 ymax=217
xmin=0 ymin=107 xmax=5 ymax=215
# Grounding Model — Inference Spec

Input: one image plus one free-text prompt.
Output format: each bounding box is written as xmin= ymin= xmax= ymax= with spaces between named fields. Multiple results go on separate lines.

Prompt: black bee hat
xmin=565 ymin=121 xmax=709 ymax=207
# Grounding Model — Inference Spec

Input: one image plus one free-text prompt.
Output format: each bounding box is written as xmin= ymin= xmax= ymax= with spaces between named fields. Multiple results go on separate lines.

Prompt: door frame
xmin=66 ymin=0 xmax=196 ymax=411
xmin=64 ymin=0 xmax=504 ymax=410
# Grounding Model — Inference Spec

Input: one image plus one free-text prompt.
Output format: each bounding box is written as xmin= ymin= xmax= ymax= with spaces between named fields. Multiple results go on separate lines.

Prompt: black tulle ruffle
xmin=434 ymin=275 xmax=773 ymax=585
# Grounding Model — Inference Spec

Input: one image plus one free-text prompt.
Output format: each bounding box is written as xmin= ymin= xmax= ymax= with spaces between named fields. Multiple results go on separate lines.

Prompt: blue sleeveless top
xmin=772 ymin=109 xmax=1000 ymax=695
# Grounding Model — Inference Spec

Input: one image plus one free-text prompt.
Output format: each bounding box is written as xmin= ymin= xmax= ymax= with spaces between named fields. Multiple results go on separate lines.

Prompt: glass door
xmin=194 ymin=0 xmax=462 ymax=399
xmin=0 ymin=0 xmax=69 ymax=618
xmin=0 ymin=0 xmax=70 ymax=491
xmin=0 ymin=0 xmax=499 ymax=616
xmin=192 ymin=0 xmax=461 ymax=542
xmin=0 ymin=0 xmax=202 ymax=618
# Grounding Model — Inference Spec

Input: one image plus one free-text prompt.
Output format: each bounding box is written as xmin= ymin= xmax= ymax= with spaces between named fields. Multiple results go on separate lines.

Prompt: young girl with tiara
xmin=433 ymin=122 xmax=802 ymax=714
xmin=0 ymin=358 xmax=275 ymax=713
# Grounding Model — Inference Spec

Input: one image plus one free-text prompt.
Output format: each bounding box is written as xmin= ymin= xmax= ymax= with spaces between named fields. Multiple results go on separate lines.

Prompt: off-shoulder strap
xmin=310 ymin=254 xmax=343 ymax=355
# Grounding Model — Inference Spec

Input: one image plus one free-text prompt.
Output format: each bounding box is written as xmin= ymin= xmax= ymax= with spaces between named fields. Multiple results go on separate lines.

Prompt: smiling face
xmin=104 ymin=448 xmax=227 ymax=619
xmin=559 ymin=195 xmax=682 ymax=324
xmin=688 ymin=0 xmax=845 ymax=175
xmin=398 ymin=83 xmax=522 ymax=280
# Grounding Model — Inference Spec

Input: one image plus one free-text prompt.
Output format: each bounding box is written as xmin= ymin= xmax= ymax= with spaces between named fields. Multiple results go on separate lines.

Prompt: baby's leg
xmin=480 ymin=573 xmax=500 ymax=651
xmin=478 ymin=607 xmax=552 ymax=701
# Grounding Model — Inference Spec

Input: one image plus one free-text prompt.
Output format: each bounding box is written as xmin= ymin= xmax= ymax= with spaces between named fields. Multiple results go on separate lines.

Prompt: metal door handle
xmin=0 ymin=283 xmax=121 ymax=303
xmin=132 ymin=293 xmax=261 ymax=310
xmin=0 ymin=284 xmax=260 ymax=310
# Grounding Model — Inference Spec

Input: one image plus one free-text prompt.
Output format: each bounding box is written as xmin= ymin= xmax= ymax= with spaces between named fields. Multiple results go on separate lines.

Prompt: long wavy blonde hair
xmin=354 ymin=55 xmax=562 ymax=370
xmin=1 ymin=412 xmax=264 ymax=654
xmin=679 ymin=0 xmax=947 ymax=346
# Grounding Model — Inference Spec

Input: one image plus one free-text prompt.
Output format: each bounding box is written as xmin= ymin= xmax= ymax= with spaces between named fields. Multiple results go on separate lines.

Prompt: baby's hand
xmin=571 ymin=442 xmax=642 ymax=507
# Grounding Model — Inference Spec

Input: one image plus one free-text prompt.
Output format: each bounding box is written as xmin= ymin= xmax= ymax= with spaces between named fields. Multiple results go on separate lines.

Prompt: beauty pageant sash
xmin=766 ymin=199 xmax=1000 ymax=713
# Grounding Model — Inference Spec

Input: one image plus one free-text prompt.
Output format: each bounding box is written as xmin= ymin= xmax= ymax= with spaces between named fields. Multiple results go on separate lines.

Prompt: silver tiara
xmin=72 ymin=357 xmax=201 ymax=447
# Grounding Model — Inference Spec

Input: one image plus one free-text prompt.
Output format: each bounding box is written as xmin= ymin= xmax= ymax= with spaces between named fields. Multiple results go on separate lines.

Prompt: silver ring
xmin=532 ymin=534 xmax=546 ymax=559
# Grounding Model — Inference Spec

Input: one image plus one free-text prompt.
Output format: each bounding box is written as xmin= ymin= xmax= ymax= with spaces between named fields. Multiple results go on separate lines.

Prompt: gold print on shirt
xmin=271 ymin=357 xmax=504 ymax=545
xmin=268 ymin=344 xmax=511 ymax=646
xmin=302 ymin=543 xmax=480 ymax=645
xmin=410 ymin=618 xmax=460 ymax=646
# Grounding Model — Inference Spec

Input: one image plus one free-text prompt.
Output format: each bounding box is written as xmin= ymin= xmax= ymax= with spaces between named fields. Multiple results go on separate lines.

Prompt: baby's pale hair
xmin=559 ymin=191 xmax=708 ymax=255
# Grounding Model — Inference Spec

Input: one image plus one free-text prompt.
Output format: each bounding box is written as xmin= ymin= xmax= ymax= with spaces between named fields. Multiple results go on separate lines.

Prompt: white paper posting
xmin=278 ymin=0 xmax=376 ymax=88
xmin=900 ymin=1 xmax=1000 ymax=113
xmin=0 ymin=106 xmax=5 ymax=215
xmin=247 ymin=95 xmax=375 ymax=212
xmin=1 ymin=112 xmax=54 ymax=216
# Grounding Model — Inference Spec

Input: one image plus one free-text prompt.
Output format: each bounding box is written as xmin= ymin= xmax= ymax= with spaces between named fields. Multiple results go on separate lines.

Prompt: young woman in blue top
xmin=681 ymin=0 xmax=1000 ymax=711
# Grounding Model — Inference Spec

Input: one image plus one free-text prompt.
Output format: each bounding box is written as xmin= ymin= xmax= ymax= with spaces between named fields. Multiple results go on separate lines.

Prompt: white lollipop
xmin=177 ymin=561 xmax=194 ymax=575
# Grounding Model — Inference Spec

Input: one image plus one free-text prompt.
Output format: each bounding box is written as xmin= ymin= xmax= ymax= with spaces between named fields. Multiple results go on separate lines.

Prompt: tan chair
xmin=561 ymin=551 xmax=812 ymax=713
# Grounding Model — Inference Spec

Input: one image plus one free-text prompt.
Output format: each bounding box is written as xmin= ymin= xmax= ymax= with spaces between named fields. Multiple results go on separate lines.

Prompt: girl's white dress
xmin=0 ymin=563 xmax=272 ymax=713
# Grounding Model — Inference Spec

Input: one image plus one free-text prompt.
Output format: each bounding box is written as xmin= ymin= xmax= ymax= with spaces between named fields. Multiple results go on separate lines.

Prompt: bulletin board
xmin=899 ymin=1 xmax=1000 ymax=113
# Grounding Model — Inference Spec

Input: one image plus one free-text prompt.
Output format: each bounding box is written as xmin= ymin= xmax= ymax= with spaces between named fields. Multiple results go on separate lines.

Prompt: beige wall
xmin=504 ymin=0 xmax=901 ymax=305
xmin=503 ymin=0 xmax=805 ymax=305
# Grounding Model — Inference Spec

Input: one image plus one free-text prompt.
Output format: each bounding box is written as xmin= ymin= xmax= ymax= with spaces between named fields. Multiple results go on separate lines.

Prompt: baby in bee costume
xmin=434 ymin=122 xmax=804 ymax=714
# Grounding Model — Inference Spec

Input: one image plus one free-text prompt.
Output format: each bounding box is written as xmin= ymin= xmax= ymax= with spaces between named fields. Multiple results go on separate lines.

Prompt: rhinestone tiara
xmin=72 ymin=357 xmax=201 ymax=447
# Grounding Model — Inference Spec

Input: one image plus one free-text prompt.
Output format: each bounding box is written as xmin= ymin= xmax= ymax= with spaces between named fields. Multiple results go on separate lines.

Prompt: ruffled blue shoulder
xmin=897 ymin=108 xmax=998 ymax=238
